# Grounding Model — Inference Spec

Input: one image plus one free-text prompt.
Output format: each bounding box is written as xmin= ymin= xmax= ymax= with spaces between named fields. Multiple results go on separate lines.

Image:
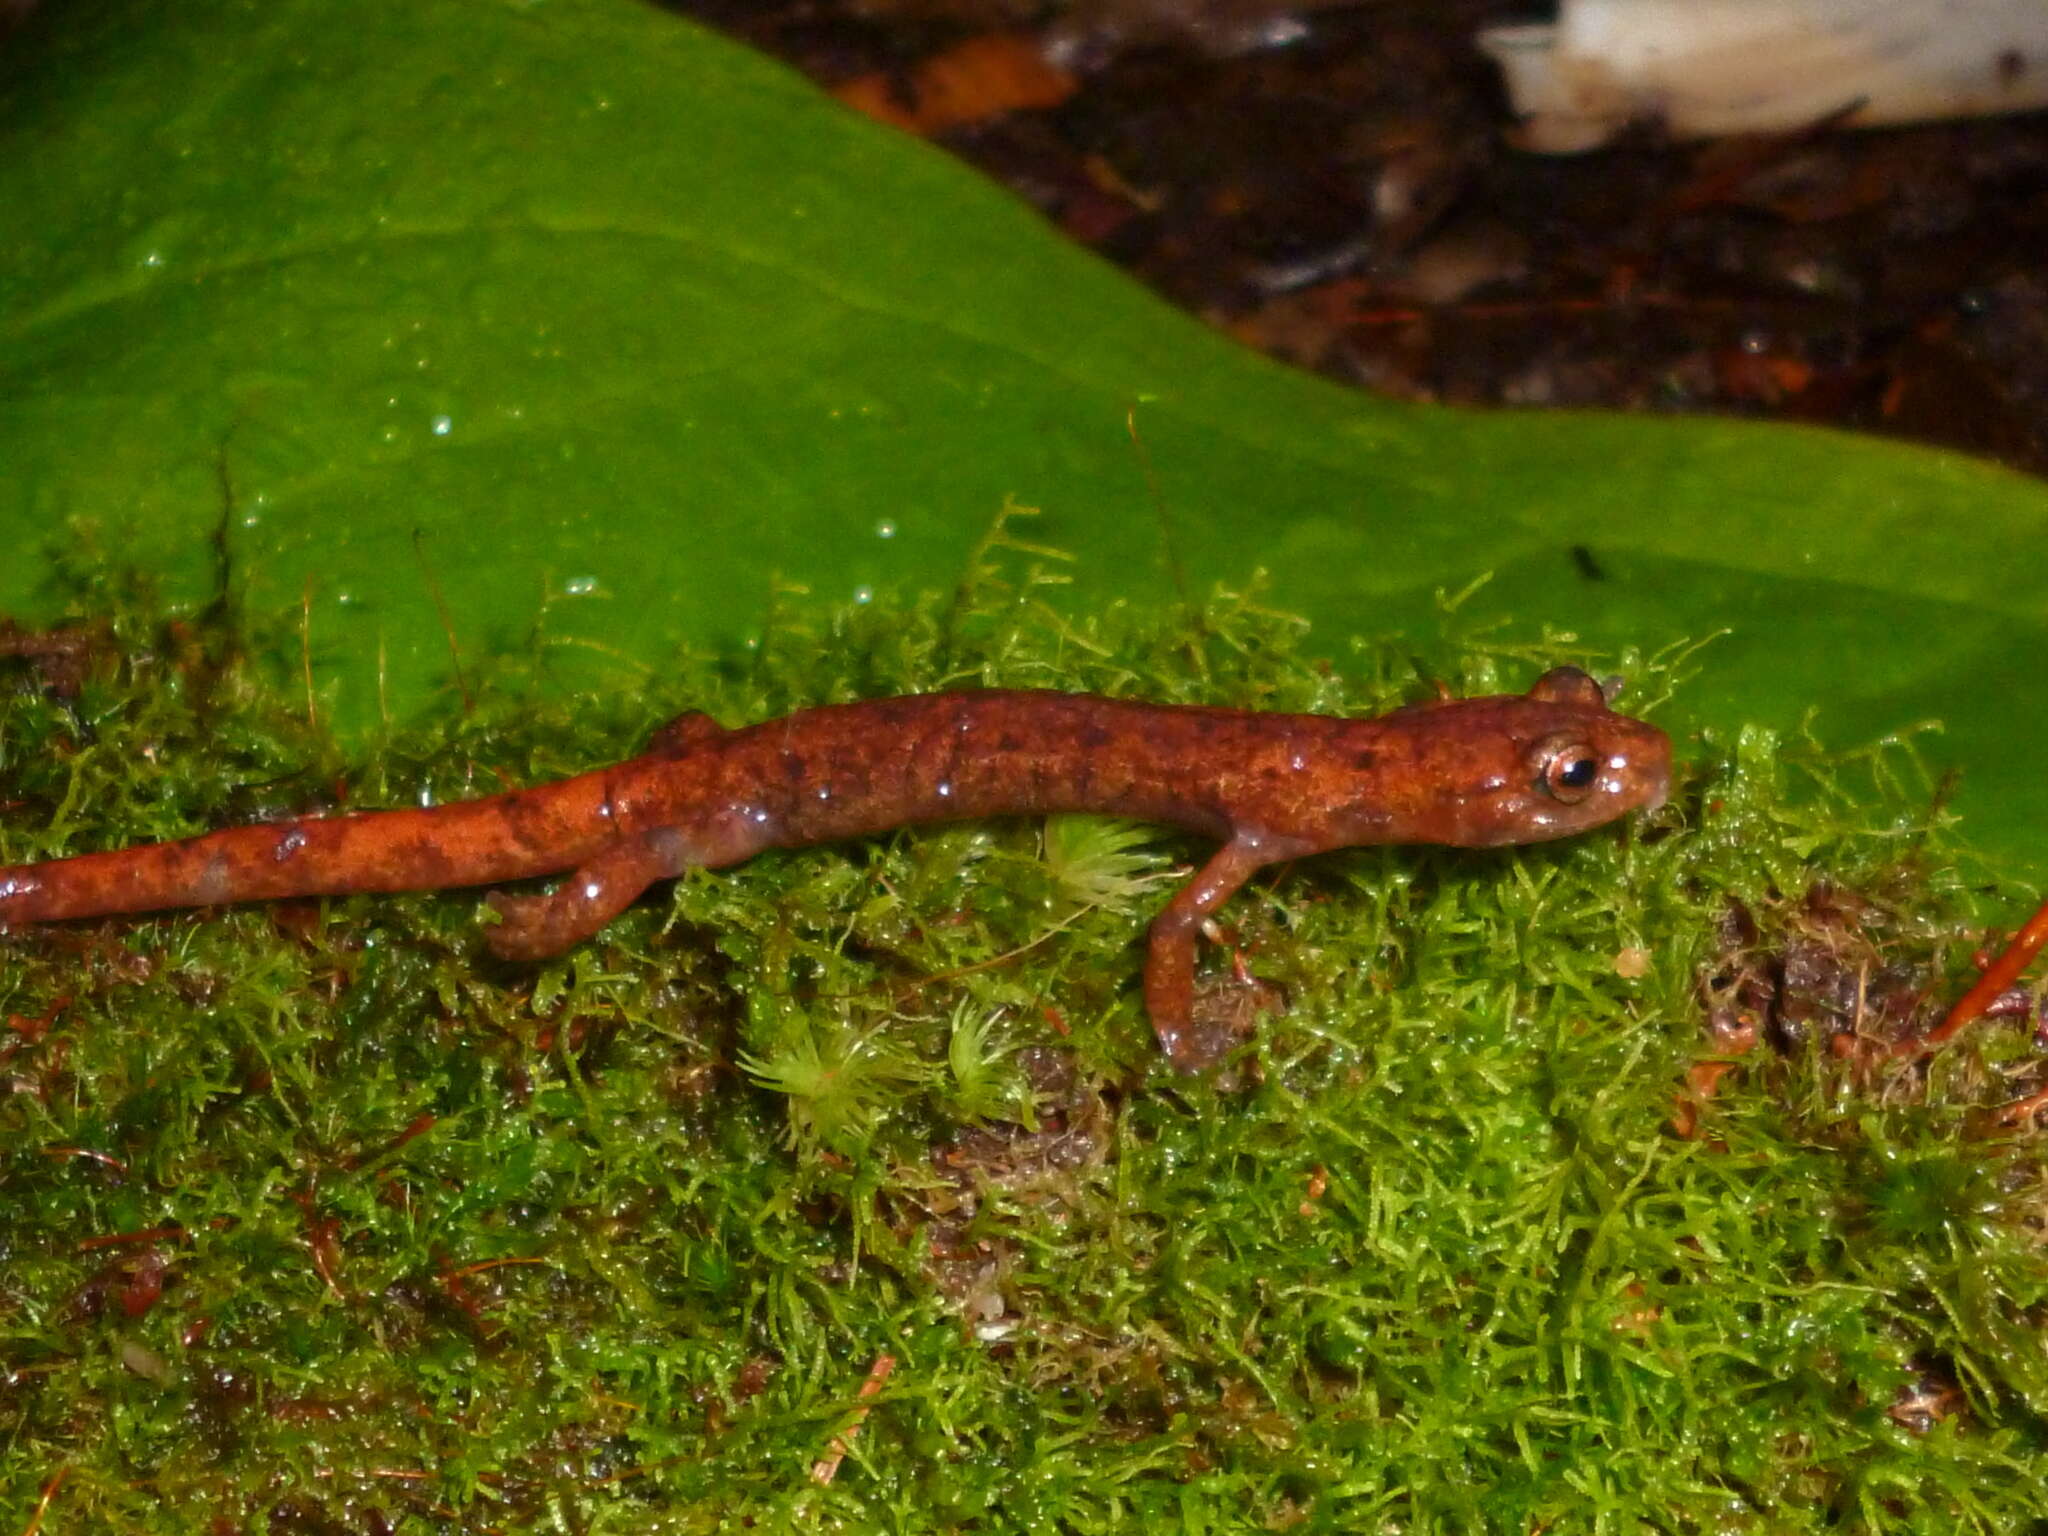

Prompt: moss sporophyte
xmin=0 ymin=569 xmax=2043 ymax=1531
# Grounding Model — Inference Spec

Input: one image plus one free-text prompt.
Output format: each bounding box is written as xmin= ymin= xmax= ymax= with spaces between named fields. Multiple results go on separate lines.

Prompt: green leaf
xmin=3 ymin=0 xmax=2045 ymax=865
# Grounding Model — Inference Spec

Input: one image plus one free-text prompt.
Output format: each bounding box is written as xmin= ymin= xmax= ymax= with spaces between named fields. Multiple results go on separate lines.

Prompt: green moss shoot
xmin=1 ymin=533 xmax=2044 ymax=1533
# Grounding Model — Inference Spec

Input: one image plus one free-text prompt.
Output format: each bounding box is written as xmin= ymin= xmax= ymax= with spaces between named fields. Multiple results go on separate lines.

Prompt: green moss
xmin=1 ymin=542 xmax=2043 ymax=1533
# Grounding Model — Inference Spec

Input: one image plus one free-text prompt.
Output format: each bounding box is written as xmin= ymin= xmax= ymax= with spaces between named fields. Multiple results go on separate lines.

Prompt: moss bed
xmin=2 ymin=547 xmax=2045 ymax=1533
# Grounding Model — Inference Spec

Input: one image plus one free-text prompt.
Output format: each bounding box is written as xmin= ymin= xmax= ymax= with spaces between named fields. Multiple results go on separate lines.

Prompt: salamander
xmin=0 ymin=667 xmax=1671 ymax=1069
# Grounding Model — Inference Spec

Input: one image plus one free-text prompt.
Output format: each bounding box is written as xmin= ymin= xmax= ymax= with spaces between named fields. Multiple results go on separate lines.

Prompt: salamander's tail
xmin=0 ymin=768 xmax=619 ymax=930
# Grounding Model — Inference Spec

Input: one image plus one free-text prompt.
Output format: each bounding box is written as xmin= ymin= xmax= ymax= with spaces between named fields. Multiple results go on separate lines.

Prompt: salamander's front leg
xmin=1144 ymin=836 xmax=1277 ymax=1072
xmin=483 ymin=827 xmax=698 ymax=961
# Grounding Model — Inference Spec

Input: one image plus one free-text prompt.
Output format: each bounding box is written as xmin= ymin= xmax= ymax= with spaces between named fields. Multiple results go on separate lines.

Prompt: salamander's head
xmin=1384 ymin=665 xmax=1672 ymax=848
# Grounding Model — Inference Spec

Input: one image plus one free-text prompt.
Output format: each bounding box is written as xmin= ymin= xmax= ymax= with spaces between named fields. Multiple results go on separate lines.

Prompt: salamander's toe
xmin=481 ymin=890 xmax=564 ymax=962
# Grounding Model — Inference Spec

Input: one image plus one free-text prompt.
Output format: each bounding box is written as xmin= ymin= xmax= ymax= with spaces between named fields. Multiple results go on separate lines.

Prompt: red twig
xmin=810 ymin=1354 xmax=896 ymax=1484
xmin=19 ymin=1466 xmax=70 ymax=1536
xmin=1996 ymin=1077 xmax=2048 ymax=1130
xmin=1922 ymin=896 xmax=2048 ymax=1052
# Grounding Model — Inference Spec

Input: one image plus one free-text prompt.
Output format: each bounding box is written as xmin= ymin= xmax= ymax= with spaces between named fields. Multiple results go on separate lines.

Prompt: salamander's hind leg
xmin=484 ymin=827 xmax=698 ymax=961
xmin=1143 ymin=836 xmax=1277 ymax=1072
xmin=647 ymin=710 xmax=727 ymax=757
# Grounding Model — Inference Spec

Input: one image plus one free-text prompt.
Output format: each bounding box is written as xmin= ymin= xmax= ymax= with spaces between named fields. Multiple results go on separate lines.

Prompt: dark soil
xmin=672 ymin=0 xmax=2048 ymax=475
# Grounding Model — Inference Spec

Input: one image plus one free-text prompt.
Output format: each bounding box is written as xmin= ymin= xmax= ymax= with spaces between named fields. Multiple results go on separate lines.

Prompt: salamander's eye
xmin=1531 ymin=733 xmax=1601 ymax=804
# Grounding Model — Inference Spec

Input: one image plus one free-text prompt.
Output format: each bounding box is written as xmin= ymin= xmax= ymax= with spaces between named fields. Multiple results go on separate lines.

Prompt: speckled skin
xmin=0 ymin=668 xmax=1669 ymax=1068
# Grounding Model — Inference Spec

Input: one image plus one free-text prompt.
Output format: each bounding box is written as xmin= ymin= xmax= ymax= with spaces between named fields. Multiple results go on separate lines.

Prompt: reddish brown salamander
xmin=0 ymin=667 xmax=1669 ymax=1070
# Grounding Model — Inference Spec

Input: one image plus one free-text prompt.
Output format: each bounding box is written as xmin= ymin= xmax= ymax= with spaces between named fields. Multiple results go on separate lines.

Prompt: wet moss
xmin=1 ymin=544 xmax=2043 ymax=1532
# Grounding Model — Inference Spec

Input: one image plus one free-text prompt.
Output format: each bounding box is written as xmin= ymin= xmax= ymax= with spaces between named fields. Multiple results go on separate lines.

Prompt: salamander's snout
xmin=1641 ymin=764 xmax=1670 ymax=816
